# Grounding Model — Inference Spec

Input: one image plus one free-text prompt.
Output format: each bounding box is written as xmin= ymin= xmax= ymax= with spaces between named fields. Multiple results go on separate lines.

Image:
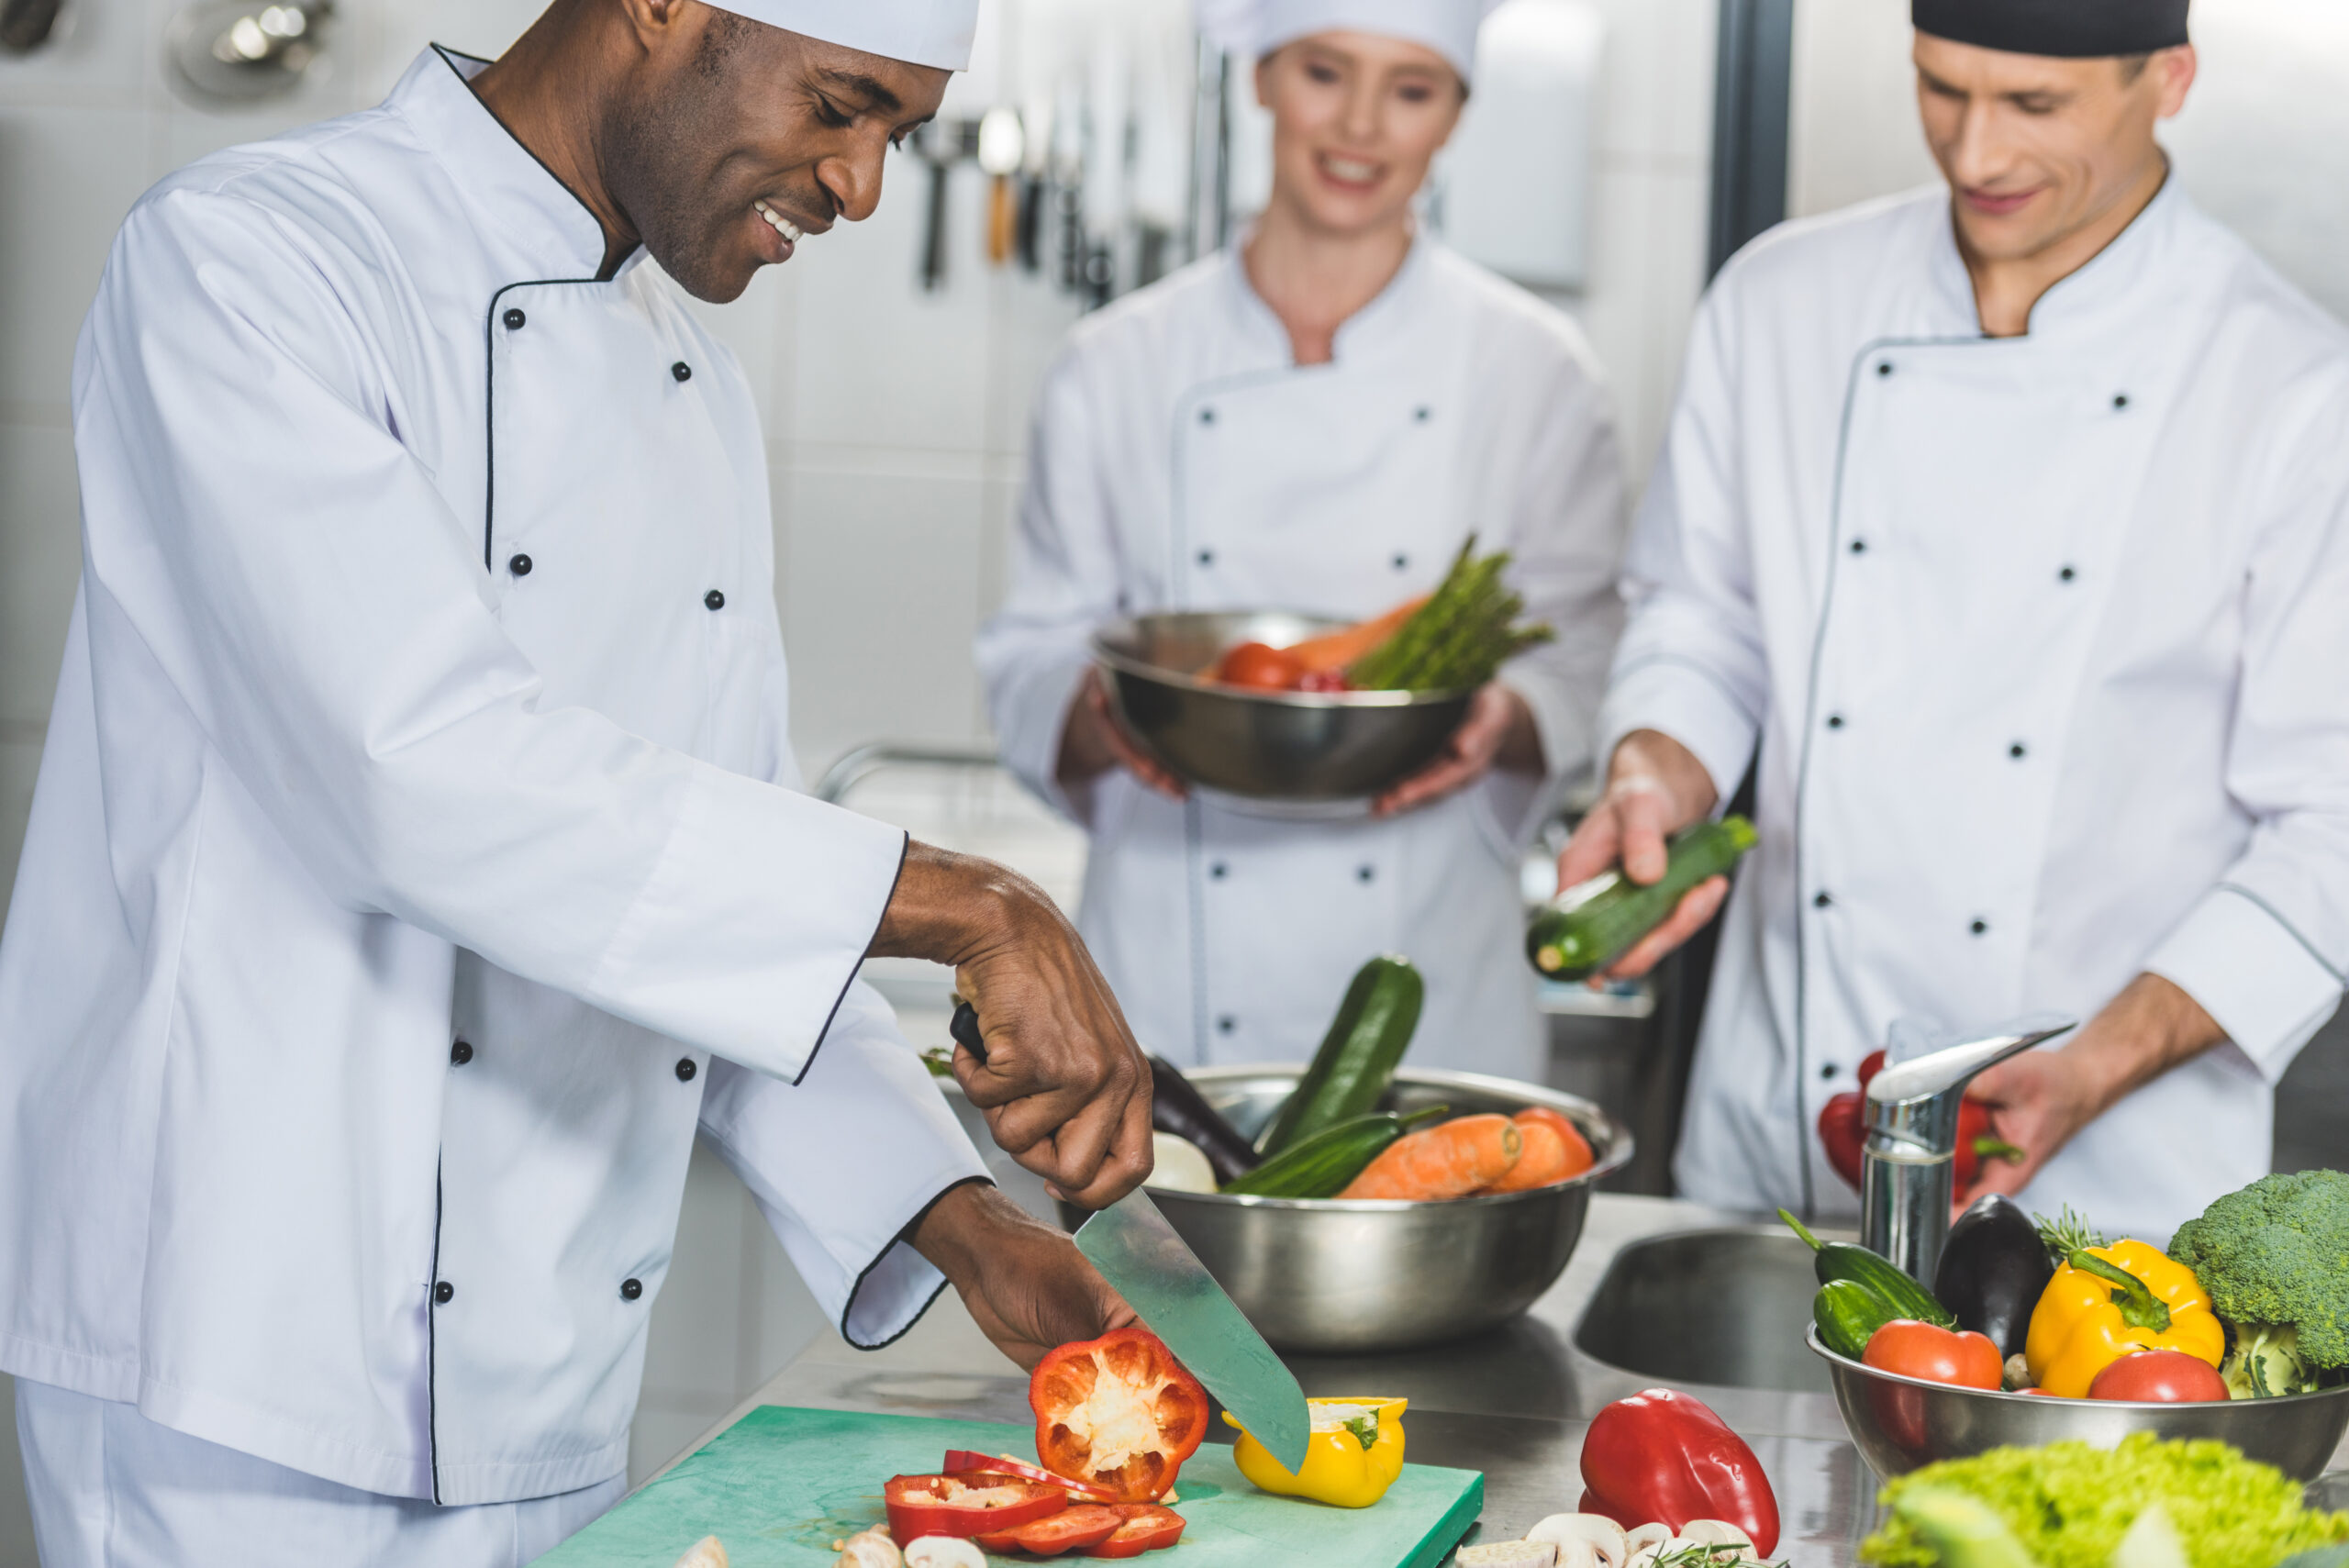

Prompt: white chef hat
xmin=712 ymin=0 xmax=979 ymax=72
xmin=1196 ymin=0 xmax=1506 ymax=82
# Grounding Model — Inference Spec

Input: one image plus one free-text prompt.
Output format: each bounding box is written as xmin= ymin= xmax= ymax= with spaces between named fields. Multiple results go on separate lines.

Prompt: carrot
xmin=1339 ymin=1114 xmax=1521 ymax=1201
xmin=1510 ymin=1106 xmax=1595 ymax=1183
xmin=1284 ymin=596 xmax=1429 ymax=674
xmin=1480 ymin=1118 xmax=1571 ymax=1193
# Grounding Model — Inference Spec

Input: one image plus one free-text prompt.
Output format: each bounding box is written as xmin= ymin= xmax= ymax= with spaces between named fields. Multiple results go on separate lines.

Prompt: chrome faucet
xmin=1859 ymin=1017 xmax=2077 ymax=1283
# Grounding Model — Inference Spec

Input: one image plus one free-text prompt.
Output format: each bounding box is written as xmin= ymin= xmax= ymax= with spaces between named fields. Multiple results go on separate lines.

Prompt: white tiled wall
xmin=0 ymin=0 xmax=1722 ymax=1546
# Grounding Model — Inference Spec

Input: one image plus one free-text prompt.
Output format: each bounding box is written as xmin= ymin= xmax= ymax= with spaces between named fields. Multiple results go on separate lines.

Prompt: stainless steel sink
xmin=1571 ymin=1228 xmax=1832 ymax=1395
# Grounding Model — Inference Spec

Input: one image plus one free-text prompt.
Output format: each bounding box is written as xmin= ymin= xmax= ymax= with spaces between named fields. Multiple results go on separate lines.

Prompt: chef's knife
xmin=1074 ymin=1187 xmax=1312 ymax=1473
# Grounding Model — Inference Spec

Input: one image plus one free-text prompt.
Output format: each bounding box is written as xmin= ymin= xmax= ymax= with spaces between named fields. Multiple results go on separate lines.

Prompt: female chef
xmin=979 ymin=0 xmax=1627 ymax=1079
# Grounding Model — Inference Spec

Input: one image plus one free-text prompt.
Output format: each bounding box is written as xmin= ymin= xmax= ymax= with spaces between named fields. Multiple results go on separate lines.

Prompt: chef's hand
xmin=1373 ymin=684 xmax=1543 ymax=817
xmin=1057 ymin=671 xmax=1186 ymax=800
xmin=914 ymin=1183 xmax=1137 ymax=1370
xmin=1553 ymin=729 xmax=1726 ymax=983
xmin=1957 ymin=973 xmax=2227 ymax=1209
xmin=872 ymin=841 xmax=1153 ymax=1209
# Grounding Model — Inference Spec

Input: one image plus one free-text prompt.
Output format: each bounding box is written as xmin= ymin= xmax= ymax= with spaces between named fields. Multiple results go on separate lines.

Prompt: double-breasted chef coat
xmin=978 ymin=240 xmax=1626 ymax=1081
xmin=0 ymin=47 xmax=989 ymax=1505
xmin=1602 ymin=180 xmax=2349 ymax=1243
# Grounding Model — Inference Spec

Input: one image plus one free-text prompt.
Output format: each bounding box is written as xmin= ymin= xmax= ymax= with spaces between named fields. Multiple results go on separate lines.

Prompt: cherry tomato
xmin=2087 ymin=1350 xmax=2229 ymax=1403
xmin=1215 ymin=642 xmax=1306 ymax=690
xmin=977 ymin=1504 xmax=1125 ymax=1556
xmin=1862 ymin=1320 xmax=2004 ymax=1390
xmin=1083 ymin=1504 xmax=1187 ymax=1557
xmin=884 ymin=1473 xmax=1067 ymax=1540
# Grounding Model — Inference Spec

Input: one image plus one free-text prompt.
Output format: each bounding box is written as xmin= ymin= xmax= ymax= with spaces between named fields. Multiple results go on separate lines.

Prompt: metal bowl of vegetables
xmin=1132 ymin=1065 xmax=1633 ymax=1354
xmin=1806 ymin=1327 xmax=2349 ymax=1482
xmin=1092 ymin=610 xmax=1474 ymax=802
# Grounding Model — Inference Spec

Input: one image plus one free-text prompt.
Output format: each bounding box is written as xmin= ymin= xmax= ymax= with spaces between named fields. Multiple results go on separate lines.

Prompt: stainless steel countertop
xmin=664 ymin=1193 xmax=2349 ymax=1566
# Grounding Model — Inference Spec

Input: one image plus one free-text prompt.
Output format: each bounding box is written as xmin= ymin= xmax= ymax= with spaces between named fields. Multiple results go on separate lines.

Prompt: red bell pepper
xmin=1030 ymin=1328 xmax=1210 ymax=1503
xmin=1578 ymin=1389 xmax=1780 ymax=1556
xmin=977 ymin=1503 xmax=1125 ymax=1556
xmin=883 ymin=1472 xmax=1067 ymax=1540
xmin=943 ymin=1450 xmax=1122 ymax=1502
xmin=1083 ymin=1504 xmax=1188 ymax=1557
xmin=1818 ymin=1051 xmax=2022 ymax=1192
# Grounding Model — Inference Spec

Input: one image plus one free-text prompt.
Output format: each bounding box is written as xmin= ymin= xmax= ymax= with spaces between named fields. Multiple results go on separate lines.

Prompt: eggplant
xmin=1933 ymin=1193 xmax=2054 ymax=1358
xmin=1147 ymin=1054 xmax=1260 ymax=1186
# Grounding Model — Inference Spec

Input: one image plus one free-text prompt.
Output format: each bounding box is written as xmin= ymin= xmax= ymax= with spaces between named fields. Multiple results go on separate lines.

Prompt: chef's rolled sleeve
xmin=697 ymin=984 xmax=992 ymax=1347
xmin=79 ymin=187 xmax=898 ymax=1085
xmin=2145 ymin=888 xmax=2343 ymax=1078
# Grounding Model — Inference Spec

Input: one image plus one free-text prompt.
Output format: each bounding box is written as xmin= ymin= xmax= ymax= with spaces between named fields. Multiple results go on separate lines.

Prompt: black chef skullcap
xmin=1911 ymin=0 xmax=2188 ymax=59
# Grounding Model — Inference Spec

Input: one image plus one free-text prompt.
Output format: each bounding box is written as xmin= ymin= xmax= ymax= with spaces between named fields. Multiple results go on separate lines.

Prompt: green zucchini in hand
xmin=1780 ymin=1208 xmax=1957 ymax=1328
xmin=1815 ymin=1278 xmax=1903 ymax=1361
xmin=1256 ymin=955 xmax=1425 ymax=1157
xmin=1222 ymin=1107 xmax=1449 ymax=1198
xmin=1526 ymin=817 xmax=1758 ymax=978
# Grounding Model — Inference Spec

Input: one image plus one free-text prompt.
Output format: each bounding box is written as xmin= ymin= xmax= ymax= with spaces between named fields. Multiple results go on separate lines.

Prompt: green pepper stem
xmin=2068 ymin=1250 xmax=2172 ymax=1334
xmin=1971 ymin=1137 xmax=2026 ymax=1164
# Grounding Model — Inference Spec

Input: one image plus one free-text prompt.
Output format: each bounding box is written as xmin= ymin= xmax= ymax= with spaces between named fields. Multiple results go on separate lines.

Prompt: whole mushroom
xmin=831 ymin=1526 xmax=903 ymax=1568
xmin=672 ymin=1537 xmax=728 ymax=1568
xmin=1526 ymin=1513 xmax=1631 ymax=1568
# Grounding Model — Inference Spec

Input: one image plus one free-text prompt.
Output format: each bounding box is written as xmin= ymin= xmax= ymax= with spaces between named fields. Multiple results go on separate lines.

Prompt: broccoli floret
xmin=2167 ymin=1170 xmax=2349 ymax=1372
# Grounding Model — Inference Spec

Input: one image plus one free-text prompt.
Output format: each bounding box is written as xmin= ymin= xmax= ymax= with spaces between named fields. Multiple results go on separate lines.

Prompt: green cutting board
xmin=536 ymin=1406 xmax=1481 ymax=1567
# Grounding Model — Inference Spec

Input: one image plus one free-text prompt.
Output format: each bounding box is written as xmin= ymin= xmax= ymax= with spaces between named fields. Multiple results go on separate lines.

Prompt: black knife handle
xmin=951 ymin=1000 xmax=989 ymax=1065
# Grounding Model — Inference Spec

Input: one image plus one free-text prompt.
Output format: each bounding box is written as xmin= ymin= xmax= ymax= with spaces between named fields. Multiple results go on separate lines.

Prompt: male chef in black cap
xmin=1559 ymin=0 xmax=2349 ymax=1238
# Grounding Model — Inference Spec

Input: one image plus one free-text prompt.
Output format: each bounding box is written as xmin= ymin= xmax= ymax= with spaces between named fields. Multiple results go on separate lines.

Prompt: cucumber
xmin=1815 ymin=1278 xmax=1902 ymax=1361
xmin=1526 ymin=817 xmax=1758 ymax=978
xmin=1221 ymin=1107 xmax=1448 ymax=1198
xmin=1256 ymin=956 xmax=1424 ymax=1157
xmin=1780 ymin=1209 xmax=1957 ymax=1328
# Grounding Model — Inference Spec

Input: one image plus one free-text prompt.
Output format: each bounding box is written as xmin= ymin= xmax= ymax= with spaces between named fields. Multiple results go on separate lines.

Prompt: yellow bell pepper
xmin=1226 ymin=1396 xmax=1408 ymax=1508
xmin=2024 ymin=1239 xmax=2225 ymax=1397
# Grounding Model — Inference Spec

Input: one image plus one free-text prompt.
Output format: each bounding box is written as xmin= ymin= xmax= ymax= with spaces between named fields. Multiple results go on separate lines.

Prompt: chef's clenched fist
xmin=872 ymin=842 xmax=1152 ymax=1207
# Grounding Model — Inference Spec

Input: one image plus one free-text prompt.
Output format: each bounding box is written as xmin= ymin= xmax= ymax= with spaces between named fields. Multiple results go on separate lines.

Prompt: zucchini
xmin=1256 ymin=956 xmax=1424 ymax=1157
xmin=1779 ymin=1208 xmax=1956 ymax=1328
xmin=1221 ymin=1107 xmax=1448 ymax=1198
xmin=1815 ymin=1278 xmax=1901 ymax=1360
xmin=1526 ymin=817 xmax=1758 ymax=978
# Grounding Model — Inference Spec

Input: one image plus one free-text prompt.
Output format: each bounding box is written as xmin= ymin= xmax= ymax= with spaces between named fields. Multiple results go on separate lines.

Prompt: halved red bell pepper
xmin=977 ymin=1503 xmax=1125 ymax=1556
xmin=883 ymin=1472 xmax=1066 ymax=1540
xmin=1819 ymin=1051 xmax=2021 ymax=1191
xmin=1084 ymin=1504 xmax=1187 ymax=1557
xmin=1030 ymin=1329 xmax=1210 ymax=1504
xmin=943 ymin=1449 xmax=1122 ymax=1503
xmin=1578 ymin=1389 xmax=1780 ymax=1556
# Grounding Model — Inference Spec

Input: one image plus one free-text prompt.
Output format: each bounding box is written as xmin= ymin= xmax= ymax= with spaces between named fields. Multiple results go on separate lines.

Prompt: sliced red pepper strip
xmin=1083 ymin=1504 xmax=1187 ymax=1557
xmin=1030 ymin=1328 xmax=1210 ymax=1504
xmin=978 ymin=1504 xmax=1126 ymax=1556
xmin=1579 ymin=1389 xmax=1781 ymax=1556
xmin=883 ymin=1472 xmax=1067 ymax=1541
xmin=943 ymin=1450 xmax=1121 ymax=1503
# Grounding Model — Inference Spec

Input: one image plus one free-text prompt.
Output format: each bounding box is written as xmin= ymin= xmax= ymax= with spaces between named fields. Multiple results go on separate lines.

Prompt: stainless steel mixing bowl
xmin=1121 ymin=1066 xmax=1632 ymax=1353
xmin=1092 ymin=611 xmax=1474 ymax=800
xmin=1808 ymin=1326 xmax=2349 ymax=1481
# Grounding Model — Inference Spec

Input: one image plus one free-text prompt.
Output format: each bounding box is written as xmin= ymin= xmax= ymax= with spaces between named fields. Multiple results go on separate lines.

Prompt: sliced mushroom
xmin=1675 ymin=1521 xmax=1755 ymax=1560
xmin=902 ymin=1538 xmax=988 ymax=1568
xmin=831 ymin=1527 xmax=903 ymax=1568
xmin=1624 ymin=1522 xmax=1676 ymax=1568
xmin=1457 ymin=1543 xmax=1559 ymax=1567
xmin=1526 ymin=1513 xmax=1631 ymax=1568
xmin=672 ymin=1537 xmax=729 ymax=1568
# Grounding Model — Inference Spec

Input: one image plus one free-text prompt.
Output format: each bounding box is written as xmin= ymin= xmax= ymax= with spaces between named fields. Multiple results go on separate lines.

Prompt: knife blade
xmin=1074 ymin=1187 xmax=1312 ymax=1473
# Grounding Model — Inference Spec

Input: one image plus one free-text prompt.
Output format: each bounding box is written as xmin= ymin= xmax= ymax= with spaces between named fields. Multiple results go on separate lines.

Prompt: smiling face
xmin=1912 ymin=32 xmax=2193 ymax=267
xmin=603 ymin=6 xmax=948 ymax=303
xmin=1254 ymin=31 xmax=1465 ymax=242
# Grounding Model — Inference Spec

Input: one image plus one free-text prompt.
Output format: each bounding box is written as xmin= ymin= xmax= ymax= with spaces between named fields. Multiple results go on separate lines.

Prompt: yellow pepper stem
xmin=2068 ymin=1250 xmax=2171 ymax=1334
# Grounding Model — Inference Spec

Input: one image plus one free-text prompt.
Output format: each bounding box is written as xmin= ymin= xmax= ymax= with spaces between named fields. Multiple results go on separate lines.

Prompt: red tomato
xmin=977 ymin=1504 xmax=1125 ymax=1556
xmin=884 ymin=1473 xmax=1067 ymax=1540
xmin=1083 ymin=1504 xmax=1187 ymax=1557
xmin=1215 ymin=642 xmax=1306 ymax=690
xmin=1030 ymin=1329 xmax=1210 ymax=1503
xmin=942 ymin=1451 xmax=1121 ymax=1503
xmin=1862 ymin=1321 xmax=2004 ymax=1390
xmin=2088 ymin=1350 xmax=2230 ymax=1403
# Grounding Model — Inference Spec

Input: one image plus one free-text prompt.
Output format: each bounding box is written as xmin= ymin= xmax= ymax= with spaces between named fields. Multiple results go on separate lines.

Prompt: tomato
xmin=1862 ymin=1320 xmax=2004 ymax=1390
xmin=1215 ymin=642 xmax=1306 ymax=691
xmin=2087 ymin=1350 xmax=2230 ymax=1403
xmin=1296 ymin=669 xmax=1353 ymax=693
xmin=884 ymin=1473 xmax=1067 ymax=1540
xmin=1083 ymin=1504 xmax=1187 ymax=1557
xmin=976 ymin=1504 xmax=1125 ymax=1556
xmin=941 ymin=1451 xmax=1121 ymax=1503
xmin=1030 ymin=1329 xmax=1210 ymax=1504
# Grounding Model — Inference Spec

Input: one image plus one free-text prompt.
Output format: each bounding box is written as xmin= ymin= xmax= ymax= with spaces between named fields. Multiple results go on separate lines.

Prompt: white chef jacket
xmin=0 ymin=47 xmax=989 ymax=1506
xmin=979 ymin=240 xmax=1625 ymax=1080
xmin=1602 ymin=180 xmax=2349 ymax=1242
